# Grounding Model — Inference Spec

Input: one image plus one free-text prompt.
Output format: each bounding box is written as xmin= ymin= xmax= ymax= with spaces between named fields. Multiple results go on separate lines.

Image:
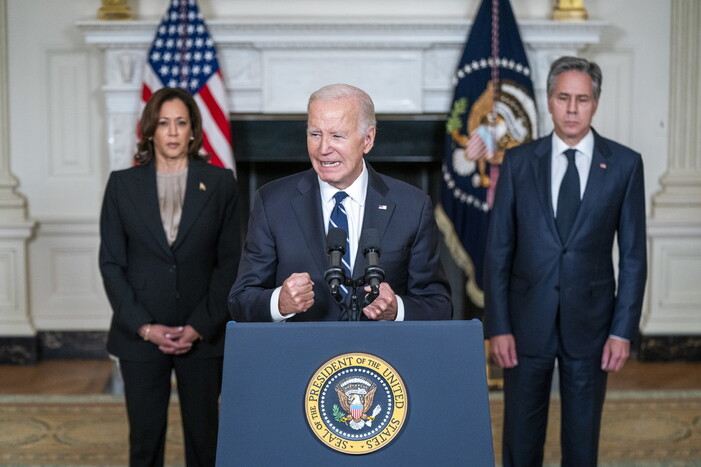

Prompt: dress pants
xmin=502 ymin=350 xmax=608 ymax=467
xmin=120 ymin=354 xmax=223 ymax=467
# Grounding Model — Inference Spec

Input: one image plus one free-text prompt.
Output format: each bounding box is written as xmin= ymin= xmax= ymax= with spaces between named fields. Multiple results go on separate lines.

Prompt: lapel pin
xmin=378 ymin=204 xmax=387 ymax=210
xmin=199 ymin=182 xmax=206 ymax=191
xmin=600 ymin=163 xmax=607 ymax=169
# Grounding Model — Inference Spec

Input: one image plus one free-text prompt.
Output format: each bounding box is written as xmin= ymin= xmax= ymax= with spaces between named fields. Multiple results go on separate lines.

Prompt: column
xmin=641 ymin=0 xmax=701 ymax=360
xmin=0 ymin=0 xmax=37 ymax=363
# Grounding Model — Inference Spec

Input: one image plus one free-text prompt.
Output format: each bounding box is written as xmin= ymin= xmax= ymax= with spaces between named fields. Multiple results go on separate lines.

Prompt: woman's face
xmin=152 ymin=98 xmax=193 ymax=164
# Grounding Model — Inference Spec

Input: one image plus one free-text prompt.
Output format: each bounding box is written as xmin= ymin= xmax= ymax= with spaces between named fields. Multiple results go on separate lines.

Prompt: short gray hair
xmin=546 ymin=56 xmax=602 ymax=102
xmin=307 ymin=84 xmax=377 ymax=135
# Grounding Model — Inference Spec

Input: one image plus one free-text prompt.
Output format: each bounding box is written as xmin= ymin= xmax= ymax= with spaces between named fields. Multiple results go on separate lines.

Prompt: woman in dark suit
xmin=99 ymin=87 xmax=241 ymax=467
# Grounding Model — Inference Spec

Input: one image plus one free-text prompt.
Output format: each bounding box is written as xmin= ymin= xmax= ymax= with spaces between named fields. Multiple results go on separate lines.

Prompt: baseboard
xmin=0 ymin=331 xmax=109 ymax=364
xmin=638 ymin=335 xmax=701 ymax=361
xmin=3 ymin=331 xmax=700 ymax=362
xmin=0 ymin=336 xmax=38 ymax=364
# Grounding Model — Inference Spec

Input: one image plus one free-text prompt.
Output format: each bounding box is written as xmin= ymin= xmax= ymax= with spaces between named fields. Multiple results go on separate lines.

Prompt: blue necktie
xmin=556 ymin=148 xmax=581 ymax=242
xmin=329 ymin=191 xmax=351 ymax=297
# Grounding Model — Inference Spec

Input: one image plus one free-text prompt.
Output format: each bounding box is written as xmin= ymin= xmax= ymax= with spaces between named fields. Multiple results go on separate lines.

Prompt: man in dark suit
xmin=484 ymin=57 xmax=647 ymax=466
xmin=229 ymin=83 xmax=451 ymax=322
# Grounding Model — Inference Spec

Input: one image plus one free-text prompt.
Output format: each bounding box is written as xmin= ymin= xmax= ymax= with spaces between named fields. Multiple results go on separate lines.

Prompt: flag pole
xmin=490 ymin=0 xmax=500 ymax=160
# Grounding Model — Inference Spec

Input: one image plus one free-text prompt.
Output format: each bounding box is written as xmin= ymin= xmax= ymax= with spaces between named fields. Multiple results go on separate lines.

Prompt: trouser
xmin=501 ymin=351 xmax=608 ymax=467
xmin=120 ymin=355 xmax=223 ymax=467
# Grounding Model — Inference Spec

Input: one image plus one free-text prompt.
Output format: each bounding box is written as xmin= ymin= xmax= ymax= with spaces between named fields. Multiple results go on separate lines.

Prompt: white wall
xmin=584 ymin=0 xmax=670 ymax=218
xmin=4 ymin=0 xmax=673 ymax=331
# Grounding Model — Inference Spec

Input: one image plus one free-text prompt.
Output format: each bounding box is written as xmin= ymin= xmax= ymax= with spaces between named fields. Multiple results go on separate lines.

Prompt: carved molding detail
xmin=77 ymin=18 xmax=606 ymax=171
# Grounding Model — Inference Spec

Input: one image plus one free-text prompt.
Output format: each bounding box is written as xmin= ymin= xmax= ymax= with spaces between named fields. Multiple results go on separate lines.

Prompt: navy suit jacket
xmin=483 ymin=130 xmax=647 ymax=358
xmin=228 ymin=163 xmax=452 ymax=321
xmin=99 ymin=159 xmax=242 ymax=360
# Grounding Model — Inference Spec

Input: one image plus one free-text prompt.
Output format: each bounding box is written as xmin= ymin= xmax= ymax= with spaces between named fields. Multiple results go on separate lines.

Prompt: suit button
xmin=175 ymin=292 xmax=180 ymax=299
xmin=555 ymin=285 xmax=560 ymax=291
xmin=561 ymin=249 xmax=568 ymax=254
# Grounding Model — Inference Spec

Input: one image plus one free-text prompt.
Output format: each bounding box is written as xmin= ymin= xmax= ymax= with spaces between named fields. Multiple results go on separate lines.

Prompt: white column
xmin=0 ymin=0 xmax=36 ymax=343
xmin=642 ymin=0 xmax=701 ymax=340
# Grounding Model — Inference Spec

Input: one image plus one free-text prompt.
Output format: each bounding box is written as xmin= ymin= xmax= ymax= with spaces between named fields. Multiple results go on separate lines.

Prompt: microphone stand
xmin=342 ymin=276 xmax=380 ymax=322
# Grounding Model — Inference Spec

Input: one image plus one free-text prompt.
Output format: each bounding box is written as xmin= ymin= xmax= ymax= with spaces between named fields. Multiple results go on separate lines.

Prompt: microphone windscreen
xmin=360 ymin=228 xmax=381 ymax=252
xmin=327 ymin=228 xmax=347 ymax=250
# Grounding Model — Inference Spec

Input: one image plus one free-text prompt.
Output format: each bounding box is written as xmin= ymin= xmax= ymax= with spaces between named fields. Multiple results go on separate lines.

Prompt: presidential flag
xmin=141 ymin=0 xmax=235 ymax=172
xmin=436 ymin=0 xmax=537 ymax=307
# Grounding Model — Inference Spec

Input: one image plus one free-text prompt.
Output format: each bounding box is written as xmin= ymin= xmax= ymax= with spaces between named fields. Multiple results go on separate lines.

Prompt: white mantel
xmin=78 ymin=18 xmax=606 ymax=171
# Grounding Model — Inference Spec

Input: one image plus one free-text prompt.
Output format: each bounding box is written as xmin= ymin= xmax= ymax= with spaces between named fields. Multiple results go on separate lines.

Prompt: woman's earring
xmin=190 ymin=136 xmax=195 ymax=141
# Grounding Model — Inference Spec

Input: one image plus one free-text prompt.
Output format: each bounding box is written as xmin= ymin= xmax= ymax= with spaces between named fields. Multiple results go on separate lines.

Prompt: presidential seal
xmin=304 ymin=352 xmax=408 ymax=455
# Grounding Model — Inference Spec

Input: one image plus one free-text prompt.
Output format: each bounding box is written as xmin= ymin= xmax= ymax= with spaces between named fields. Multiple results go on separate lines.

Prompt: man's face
xmin=547 ymin=70 xmax=598 ymax=146
xmin=307 ymin=97 xmax=375 ymax=190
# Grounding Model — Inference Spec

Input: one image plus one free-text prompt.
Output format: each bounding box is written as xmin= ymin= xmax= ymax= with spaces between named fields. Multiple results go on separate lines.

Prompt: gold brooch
xmin=199 ymin=182 xmax=206 ymax=191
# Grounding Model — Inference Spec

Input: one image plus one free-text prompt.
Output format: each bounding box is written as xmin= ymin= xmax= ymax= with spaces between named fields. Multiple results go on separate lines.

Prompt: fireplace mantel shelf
xmin=78 ymin=18 xmax=607 ymax=47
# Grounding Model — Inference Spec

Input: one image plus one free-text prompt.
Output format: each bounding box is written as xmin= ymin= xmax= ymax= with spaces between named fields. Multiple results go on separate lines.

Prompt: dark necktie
xmin=329 ymin=191 xmax=351 ymax=297
xmin=556 ymin=148 xmax=580 ymax=242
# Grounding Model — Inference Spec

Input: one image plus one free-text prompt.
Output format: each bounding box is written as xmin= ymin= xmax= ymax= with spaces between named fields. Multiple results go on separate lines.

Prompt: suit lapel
xmin=291 ymin=170 xmax=328 ymax=276
xmin=125 ymin=163 xmax=173 ymax=257
xmin=530 ymin=136 xmax=561 ymax=243
xmin=172 ymin=159 xmax=215 ymax=250
xmin=571 ymin=130 xmax=611 ymax=235
xmin=357 ymin=165 xmax=394 ymax=274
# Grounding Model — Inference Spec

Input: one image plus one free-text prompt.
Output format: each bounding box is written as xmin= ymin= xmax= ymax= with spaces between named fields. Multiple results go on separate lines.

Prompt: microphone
xmin=360 ymin=228 xmax=384 ymax=303
xmin=325 ymin=228 xmax=347 ymax=302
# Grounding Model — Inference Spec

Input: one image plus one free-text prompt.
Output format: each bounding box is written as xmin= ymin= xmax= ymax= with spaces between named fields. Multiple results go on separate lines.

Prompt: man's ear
xmin=363 ymin=127 xmax=376 ymax=154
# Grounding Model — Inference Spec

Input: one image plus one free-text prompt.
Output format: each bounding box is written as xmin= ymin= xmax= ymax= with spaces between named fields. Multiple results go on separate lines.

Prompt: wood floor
xmin=0 ymin=358 xmax=700 ymax=395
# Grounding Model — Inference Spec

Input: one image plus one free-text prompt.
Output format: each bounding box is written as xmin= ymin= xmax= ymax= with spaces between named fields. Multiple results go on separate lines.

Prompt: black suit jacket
xmin=228 ymin=164 xmax=452 ymax=321
xmin=483 ymin=130 xmax=647 ymax=358
xmin=99 ymin=159 xmax=242 ymax=360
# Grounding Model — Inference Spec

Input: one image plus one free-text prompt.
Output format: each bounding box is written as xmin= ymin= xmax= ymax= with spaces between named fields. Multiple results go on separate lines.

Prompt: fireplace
xmin=231 ymin=114 xmax=446 ymax=217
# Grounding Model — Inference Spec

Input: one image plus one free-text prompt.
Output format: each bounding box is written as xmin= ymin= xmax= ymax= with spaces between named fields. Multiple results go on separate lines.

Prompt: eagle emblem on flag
xmin=436 ymin=0 xmax=538 ymax=306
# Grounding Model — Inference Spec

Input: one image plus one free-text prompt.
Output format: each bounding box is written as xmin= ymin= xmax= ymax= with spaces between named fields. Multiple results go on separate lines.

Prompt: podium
xmin=216 ymin=320 xmax=494 ymax=466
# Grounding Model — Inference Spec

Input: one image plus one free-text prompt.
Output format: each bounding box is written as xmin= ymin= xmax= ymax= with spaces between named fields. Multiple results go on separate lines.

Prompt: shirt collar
xmin=318 ymin=160 xmax=368 ymax=206
xmin=552 ymin=129 xmax=594 ymax=158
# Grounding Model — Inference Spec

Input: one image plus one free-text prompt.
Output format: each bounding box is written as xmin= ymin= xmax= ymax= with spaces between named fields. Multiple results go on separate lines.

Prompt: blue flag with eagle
xmin=436 ymin=0 xmax=537 ymax=307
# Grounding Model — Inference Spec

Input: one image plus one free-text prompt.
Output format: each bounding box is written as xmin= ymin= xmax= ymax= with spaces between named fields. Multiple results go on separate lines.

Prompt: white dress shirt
xmin=550 ymin=130 xmax=594 ymax=216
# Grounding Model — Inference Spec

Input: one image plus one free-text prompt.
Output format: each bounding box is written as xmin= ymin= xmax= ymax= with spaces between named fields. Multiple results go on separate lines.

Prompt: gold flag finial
xmin=553 ymin=0 xmax=588 ymax=21
xmin=97 ymin=0 xmax=133 ymax=21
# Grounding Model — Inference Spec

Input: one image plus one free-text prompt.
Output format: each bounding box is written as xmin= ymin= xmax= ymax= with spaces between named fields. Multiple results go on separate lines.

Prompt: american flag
xmin=141 ymin=0 xmax=235 ymax=172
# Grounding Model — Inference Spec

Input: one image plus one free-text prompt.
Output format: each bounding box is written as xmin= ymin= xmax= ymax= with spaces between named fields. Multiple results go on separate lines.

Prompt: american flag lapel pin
xmin=378 ymin=204 xmax=387 ymax=210
xmin=199 ymin=182 xmax=207 ymax=191
xmin=600 ymin=163 xmax=607 ymax=169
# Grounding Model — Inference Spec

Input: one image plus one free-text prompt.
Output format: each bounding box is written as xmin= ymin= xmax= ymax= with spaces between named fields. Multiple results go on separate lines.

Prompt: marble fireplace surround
xmin=78 ymin=17 xmax=606 ymax=172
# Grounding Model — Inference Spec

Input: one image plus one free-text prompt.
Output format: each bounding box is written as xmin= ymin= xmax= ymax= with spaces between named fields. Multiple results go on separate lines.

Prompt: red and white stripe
xmin=140 ymin=60 xmax=235 ymax=175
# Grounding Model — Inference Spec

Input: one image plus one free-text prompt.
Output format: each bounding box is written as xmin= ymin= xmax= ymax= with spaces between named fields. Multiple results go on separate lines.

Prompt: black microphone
xmin=325 ymin=228 xmax=347 ymax=302
xmin=360 ymin=228 xmax=384 ymax=303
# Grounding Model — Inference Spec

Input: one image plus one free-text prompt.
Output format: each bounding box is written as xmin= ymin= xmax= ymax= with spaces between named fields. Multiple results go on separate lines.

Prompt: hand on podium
xmin=362 ymin=282 xmax=398 ymax=321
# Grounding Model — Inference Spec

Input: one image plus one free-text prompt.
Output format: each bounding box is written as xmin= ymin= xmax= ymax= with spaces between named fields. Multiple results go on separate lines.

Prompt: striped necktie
xmin=329 ymin=191 xmax=351 ymax=297
xmin=556 ymin=148 xmax=581 ymax=242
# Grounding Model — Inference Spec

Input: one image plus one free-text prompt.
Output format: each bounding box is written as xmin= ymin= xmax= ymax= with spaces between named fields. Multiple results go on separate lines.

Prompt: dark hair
xmin=135 ymin=87 xmax=209 ymax=164
xmin=546 ymin=56 xmax=602 ymax=102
